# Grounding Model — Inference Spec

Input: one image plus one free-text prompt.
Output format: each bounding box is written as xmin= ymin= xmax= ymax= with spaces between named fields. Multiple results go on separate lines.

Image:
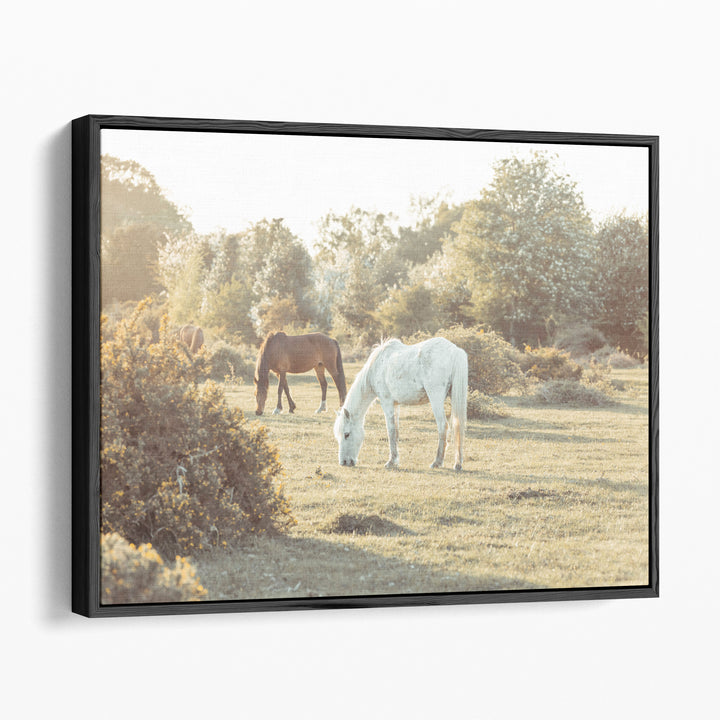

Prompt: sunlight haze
xmin=102 ymin=128 xmax=649 ymax=247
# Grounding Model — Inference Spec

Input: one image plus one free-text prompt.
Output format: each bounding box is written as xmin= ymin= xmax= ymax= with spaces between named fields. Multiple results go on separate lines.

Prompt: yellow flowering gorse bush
xmin=519 ymin=345 xmax=583 ymax=382
xmin=101 ymin=532 xmax=207 ymax=604
xmin=101 ymin=300 xmax=294 ymax=560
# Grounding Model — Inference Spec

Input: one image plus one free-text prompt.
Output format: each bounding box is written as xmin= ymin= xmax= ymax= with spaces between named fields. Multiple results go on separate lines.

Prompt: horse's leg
xmin=272 ymin=373 xmax=284 ymax=415
xmin=427 ymin=388 xmax=449 ymax=469
xmin=327 ymin=367 xmax=345 ymax=407
xmin=282 ymin=374 xmax=296 ymax=413
xmin=452 ymin=419 xmax=464 ymax=472
xmin=380 ymin=399 xmax=400 ymax=469
xmin=314 ymin=366 xmax=328 ymax=413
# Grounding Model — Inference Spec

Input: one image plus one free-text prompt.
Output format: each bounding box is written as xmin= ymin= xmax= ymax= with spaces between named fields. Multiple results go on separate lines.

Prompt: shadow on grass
xmin=349 ymin=459 xmax=648 ymax=497
xmin=456 ymin=467 xmax=649 ymax=497
xmin=258 ymin=408 xmax=635 ymax=449
xmin=195 ymin=532 xmax=539 ymax=602
xmin=514 ymin=397 xmax=648 ymax=416
xmin=383 ymin=405 xmax=632 ymax=445
xmin=464 ymin=422 xmax=619 ymax=444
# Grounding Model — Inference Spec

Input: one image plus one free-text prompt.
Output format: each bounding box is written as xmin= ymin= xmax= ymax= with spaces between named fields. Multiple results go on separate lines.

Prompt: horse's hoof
xmin=384 ymin=461 xmax=399 ymax=470
xmin=430 ymin=460 xmax=442 ymax=469
xmin=272 ymin=408 xmax=281 ymax=415
xmin=454 ymin=463 xmax=463 ymax=472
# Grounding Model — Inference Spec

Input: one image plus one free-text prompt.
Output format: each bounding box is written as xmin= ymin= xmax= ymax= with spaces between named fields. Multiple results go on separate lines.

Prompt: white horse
xmin=334 ymin=337 xmax=468 ymax=471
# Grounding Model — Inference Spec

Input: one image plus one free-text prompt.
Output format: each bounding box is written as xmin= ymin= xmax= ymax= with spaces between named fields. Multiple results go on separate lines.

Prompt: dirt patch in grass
xmin=507 ymin=488 xmax=560 ymax=501
xmin=325 ymin=513 xmax=412 ymax=536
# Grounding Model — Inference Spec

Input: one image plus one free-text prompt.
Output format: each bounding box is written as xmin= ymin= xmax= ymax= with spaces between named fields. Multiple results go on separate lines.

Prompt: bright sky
xmin=102 ymin=128 xmax=649 ymax=248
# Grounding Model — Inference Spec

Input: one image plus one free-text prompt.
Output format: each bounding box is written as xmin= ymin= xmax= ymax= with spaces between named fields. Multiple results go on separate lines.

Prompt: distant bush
xmin=337 ymin=339 xmax=374 ymax=363
xmin=635 ymin=311 xmax=650 ymax=357
xmin=582 ymin=359 xmax=613 ymax=387
xmin=554 ymin=324 xmax=607 ymax=357
xmin=407 ymin=325 xmax=525 ymax=395
xmin=590 ymin=345 xmax=642 ymax=369
xmin=466 ymin=390 xmax=510 ymax=420
xmin=101 ymin=299 xmax=295 ymax=560
xmin=207 ymin=340 xmax=256 ymax=383
xmin=520 ymin=346 xmax=583 ymax=381
xmin=534 ymin=379 xmax=615 ymax=406
xmin=101 ymin=532 xmax=207 ymax=604
xmin=607 ymin=352 xmax=642 ymax=369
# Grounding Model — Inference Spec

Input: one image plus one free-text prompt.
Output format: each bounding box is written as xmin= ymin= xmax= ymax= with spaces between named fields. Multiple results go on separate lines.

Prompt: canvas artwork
xmin=72 ymin=117 xmax=658 ymax=616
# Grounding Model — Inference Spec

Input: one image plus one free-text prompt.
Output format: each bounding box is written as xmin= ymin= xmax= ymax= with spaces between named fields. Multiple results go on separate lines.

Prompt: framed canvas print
xmin=72 ymin=115 xmax=658 ymax=617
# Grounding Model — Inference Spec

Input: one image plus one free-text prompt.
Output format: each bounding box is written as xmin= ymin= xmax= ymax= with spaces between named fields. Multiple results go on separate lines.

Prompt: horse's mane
xmin=349 ymin=337 xmax=401 ymax=400
xmin=255 ymin=331 xmax=286 ymax=383
xmin=257 ymin=331 xmax=284 ymax=356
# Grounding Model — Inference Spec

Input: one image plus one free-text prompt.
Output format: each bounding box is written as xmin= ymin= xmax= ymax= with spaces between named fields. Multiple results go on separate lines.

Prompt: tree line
xmin=101 ymin=152 xmax=649 ymax=354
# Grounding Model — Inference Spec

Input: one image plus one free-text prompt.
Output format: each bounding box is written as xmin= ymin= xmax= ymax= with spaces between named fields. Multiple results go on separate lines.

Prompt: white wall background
xmin=1 ymin=2 xmax=716 ymax=717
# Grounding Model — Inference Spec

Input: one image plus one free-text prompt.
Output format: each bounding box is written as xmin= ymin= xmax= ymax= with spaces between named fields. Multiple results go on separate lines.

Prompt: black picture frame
xmin=72 ymin=115 xmax=658 ymax=617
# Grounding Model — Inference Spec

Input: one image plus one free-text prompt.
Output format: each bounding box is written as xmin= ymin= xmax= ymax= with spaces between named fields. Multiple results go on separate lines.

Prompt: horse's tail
xmin=334 ymin=340 xmax=348 ymax=404
xmin=450 ymin=346 xmax=468 ymax=470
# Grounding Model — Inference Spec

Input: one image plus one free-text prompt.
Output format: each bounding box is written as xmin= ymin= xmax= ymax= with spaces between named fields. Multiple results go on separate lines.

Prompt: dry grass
xmin=194 ymin=364 xmax=650 ymax=600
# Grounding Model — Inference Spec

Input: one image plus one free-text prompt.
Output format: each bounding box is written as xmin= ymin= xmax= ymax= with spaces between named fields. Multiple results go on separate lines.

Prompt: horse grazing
xmin=178 ymin=324 xmax=204 ymax=353
xmin=334 ymin=337 xmax=467 ymax=471
xmin=254 ymin=331 xmax=347 ymax=416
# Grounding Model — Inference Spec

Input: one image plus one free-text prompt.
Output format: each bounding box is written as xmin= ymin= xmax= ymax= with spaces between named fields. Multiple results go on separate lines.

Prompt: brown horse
xmin=254 ymin=331 xmax=347 ymax=416
xmin=178 ymin=324 xmax=204 ymax=353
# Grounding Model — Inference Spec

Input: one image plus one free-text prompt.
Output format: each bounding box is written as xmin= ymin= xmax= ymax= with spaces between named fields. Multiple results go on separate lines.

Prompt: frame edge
xmin=72 ymin=115 xmax=102 ymax=616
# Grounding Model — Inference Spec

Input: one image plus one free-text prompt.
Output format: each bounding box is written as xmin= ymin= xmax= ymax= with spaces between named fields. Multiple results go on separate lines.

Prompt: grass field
xmin=195 ymin=364 xmax=649 ymax=600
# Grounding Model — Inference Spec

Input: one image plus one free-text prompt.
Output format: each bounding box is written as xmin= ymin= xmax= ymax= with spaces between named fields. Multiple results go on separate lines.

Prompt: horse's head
xmin=334 ymin=407 xmax=364 ymax=467
xmin=254 ymin=374 xmax=269 ymax=415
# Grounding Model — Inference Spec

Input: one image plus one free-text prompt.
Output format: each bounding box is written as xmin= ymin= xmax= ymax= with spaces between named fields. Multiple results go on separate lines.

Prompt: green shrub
xmin=590 ymin=345 xmax=642 ymax=369
xmin=339 ymin=341 xmax=374 ymax=363
xmin=607 ymin=352 xmax=642 ymax=369
xmin=101 ymin=300 xmax=294 ymax=560
xmin=466 ymin=390 xmax=510 ymax=420
xmin=406 ymin=325 xmax=525 ymax=395
xmin=520 ymin=346 xmax=583 ymax=381
xmin=534 ymin=379 xmax=615 ymax=406
xmin=207 ymin=340 xmax=256 ymax=383
xmin=101 ymin=532 xmax=207 ymax=604
xmin=374 ymin=282 xmax=441 ymax=337
xmin=554 ymin=323 xmax=607 ymax=357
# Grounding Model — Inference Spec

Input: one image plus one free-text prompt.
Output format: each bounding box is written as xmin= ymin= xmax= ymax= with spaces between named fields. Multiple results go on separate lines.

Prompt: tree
xmin=102 ymin=223 xmax=167 ymax=304
xmin=201 ymin=275 xmax=257 ymax=343
xmin=374 ymin=282 xmax=441 ymax=337
xmin=161 ymin=242 xmax=206 ymax=325
xmin=593 ymin=212 xmax=649 ymax=353
xmin=195 ymin=231 xmax=256 ymax=342
xmin=156 ymin=221 xmax=318 ymax=344
xmin=391 ymin=197 xmax=464 ymax=268
xmin=314 ymin=208 xmax=405 ymax=343
xmin=420 ymin=251 xmax=475 ymax=327
xmin=448 ymin=152 xmax=595 ymax=345
xmin=248 ymin=219 xmax=319 ymax=337
xmin=101 ymin=156 xmax=193 ymax=305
